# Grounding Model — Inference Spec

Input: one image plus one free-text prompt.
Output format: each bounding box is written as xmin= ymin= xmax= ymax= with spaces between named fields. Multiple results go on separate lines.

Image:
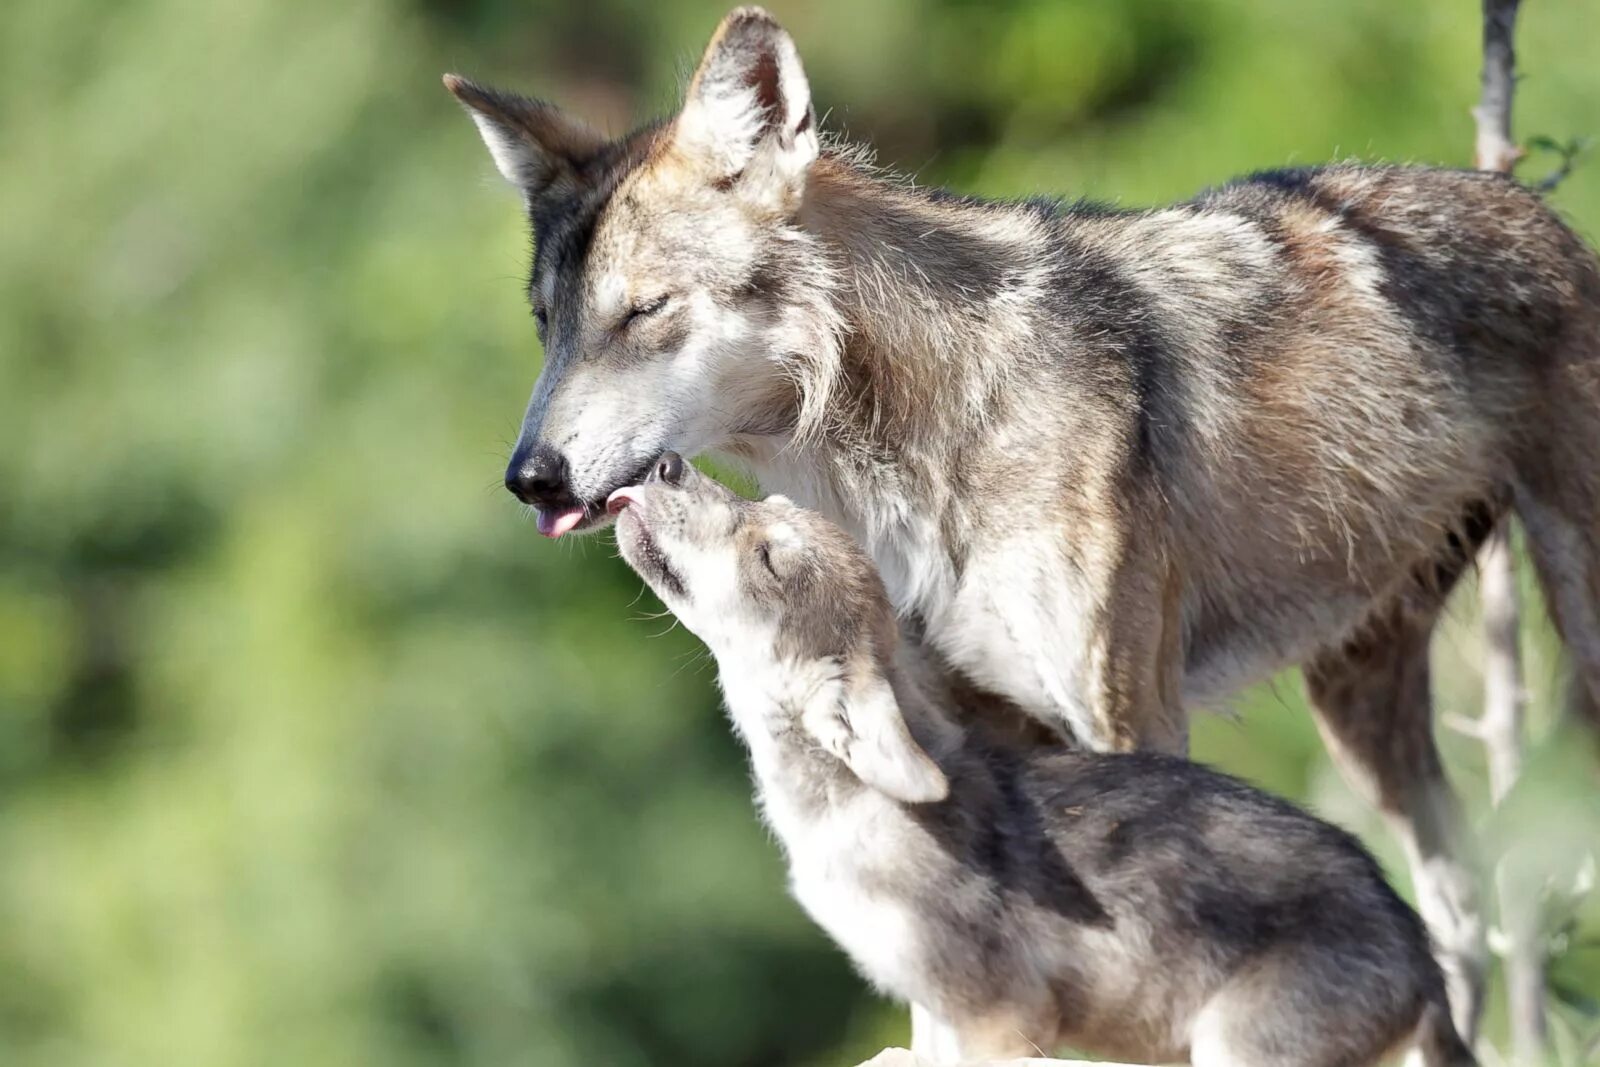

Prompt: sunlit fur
xmin=448 ymin=6 xmax=1600 ymax=1040
xmin=613 ymin=466 xmax=1478 ymax=1067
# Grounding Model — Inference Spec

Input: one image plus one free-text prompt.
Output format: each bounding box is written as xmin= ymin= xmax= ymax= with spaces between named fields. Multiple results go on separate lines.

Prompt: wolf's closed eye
xmin=756 ymin=540 xmax=779 ymax=579
xmin=623 ymin=295 xmax=670 ymax=329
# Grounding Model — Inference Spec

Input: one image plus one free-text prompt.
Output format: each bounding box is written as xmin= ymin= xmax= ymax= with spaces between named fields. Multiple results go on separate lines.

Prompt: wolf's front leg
xmin=942 ymin=518 xmax=1186 ymax=754
xmin=1080 ymin=524 xmax=1188 ymax=753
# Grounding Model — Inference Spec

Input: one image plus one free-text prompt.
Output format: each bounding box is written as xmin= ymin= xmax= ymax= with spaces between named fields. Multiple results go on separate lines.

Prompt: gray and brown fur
xmin=447 ymin=7 xmax=1600 ymax=1041
xmin=610 ymin=459 xmax=1478 ymax=1067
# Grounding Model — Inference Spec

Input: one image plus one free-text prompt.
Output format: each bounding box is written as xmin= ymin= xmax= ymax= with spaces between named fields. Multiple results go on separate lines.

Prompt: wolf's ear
xmin=444 ymin=74 xmax=606 ymax=196
xmin=805 ymin=669 xmax=949 ymax=804
xmin=675 ymin=8 xmax=818 ymax=210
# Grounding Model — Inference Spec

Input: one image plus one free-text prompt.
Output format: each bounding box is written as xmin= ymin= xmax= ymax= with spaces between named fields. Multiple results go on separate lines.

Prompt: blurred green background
xmin=3 ymin=0 xmax=1599 ymax=1064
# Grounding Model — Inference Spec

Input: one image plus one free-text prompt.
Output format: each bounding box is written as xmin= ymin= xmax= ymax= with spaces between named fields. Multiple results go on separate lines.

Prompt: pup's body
xmin=610 ymin=458 xmax=1475 ymax=1067
xmin=447 ymin=5 xmax=1600 ymax=1035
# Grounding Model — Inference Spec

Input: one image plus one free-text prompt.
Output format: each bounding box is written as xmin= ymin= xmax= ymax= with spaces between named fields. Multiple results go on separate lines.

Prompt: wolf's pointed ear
xmin=805 ymin=669 xmax=949 ymax=804
xmin=675 ymin=8 xmax=818 ymax=210
xmin=444 ymin=74 xmax=605 ymax=196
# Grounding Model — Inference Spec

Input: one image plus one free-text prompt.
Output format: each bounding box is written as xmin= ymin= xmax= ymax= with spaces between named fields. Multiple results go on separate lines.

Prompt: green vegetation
xmin=2 ymin=0 xmax=1597 ymax=1064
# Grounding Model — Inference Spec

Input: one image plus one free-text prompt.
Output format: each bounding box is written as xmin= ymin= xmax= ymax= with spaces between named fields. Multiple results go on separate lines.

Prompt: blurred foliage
xmin=2 ymin=0 xmax=1599 ymax=1064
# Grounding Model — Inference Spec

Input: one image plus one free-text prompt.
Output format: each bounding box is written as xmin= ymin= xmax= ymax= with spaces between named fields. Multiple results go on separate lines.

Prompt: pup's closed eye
xmin=756 ymin=540 xmax=778 ymax=578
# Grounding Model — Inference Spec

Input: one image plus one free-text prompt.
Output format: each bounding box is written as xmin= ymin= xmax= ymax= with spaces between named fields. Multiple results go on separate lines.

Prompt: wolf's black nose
xmin=505 ymin=442 xmax=571 ymax=506
xmin=649 ymin=452 xmax=684 ymax=486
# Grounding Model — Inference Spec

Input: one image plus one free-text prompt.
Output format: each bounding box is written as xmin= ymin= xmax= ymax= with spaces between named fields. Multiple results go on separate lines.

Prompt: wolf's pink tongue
xmin=537 ymin=507 xmax=585 ymax=539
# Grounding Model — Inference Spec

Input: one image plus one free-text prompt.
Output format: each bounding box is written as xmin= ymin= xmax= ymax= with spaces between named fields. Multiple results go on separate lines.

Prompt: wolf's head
xmin=447 ymin=7 xmax=836 ymax=537
xmin=608 ymin=454 xmax=947 ymax=804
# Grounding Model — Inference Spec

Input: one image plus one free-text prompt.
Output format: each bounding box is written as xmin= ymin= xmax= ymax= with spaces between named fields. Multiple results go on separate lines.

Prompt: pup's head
xmin=610 ymin=455 xmax=947 ymax=804
xmin=446 ymin=7 xmax=835 ymax=538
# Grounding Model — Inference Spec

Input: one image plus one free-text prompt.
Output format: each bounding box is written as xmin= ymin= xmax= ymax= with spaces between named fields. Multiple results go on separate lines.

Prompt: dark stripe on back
xmin=1044 ymin=229 xmax=1180 ymax=468
xmin=1216 ymin=166 xmax=1563 ymax=366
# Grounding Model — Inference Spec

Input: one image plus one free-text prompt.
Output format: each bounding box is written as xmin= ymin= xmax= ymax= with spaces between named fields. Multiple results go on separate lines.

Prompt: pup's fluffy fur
xmin=611 ymin=460 xmax=1475 ymax=1067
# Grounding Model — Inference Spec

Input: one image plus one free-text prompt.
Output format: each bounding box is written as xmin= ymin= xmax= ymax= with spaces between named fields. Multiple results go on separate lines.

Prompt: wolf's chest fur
xmin=747 ymin=442 xmax=1338 ymax=729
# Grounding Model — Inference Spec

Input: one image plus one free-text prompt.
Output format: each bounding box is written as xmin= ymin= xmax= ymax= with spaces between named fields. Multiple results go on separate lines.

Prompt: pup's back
xmin=610 ymin=455 xmax=1474 ymax=1067
xmin=946 ymin=746 xmax=1460 ymax=1062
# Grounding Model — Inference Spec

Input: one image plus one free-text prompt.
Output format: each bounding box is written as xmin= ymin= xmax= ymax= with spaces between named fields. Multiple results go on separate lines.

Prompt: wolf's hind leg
xmin=1515 ymin=476 xmax=1600 ymax=740
xmin=1302 ymin=595 xmax=1486 ymax=1047
xmin=1514 ymin=315 xmax=1600 ymax=738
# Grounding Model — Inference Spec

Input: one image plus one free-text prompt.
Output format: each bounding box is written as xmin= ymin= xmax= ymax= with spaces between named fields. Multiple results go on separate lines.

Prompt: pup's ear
xmin=805 ymin=669 xmax=949 ymax=804
xmin=675 ymin=7 xmax=818 ymax=210
xmin=761 ymin=517 xmax=805 ymax=576
xmin=444 ymin=74 xmax=606 ymax=197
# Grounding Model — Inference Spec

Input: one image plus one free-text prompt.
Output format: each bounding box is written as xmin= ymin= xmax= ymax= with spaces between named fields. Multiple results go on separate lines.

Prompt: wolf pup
xmin=608 ymin=454 xmax=1476 ymax=1067
xmin=448 ymin=6 xmax=1600 ymax=1036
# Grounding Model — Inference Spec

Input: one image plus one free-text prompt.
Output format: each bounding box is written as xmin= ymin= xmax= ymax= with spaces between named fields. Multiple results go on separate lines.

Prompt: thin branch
xmin=1443 ymin=711 xmax=1488 ymax=741
xmin=1534 ymin=153 xmax=1577 ymax=194
xmin=1471 ymin=4 xmax=1545 ymax=1063
xmin=1531 ymin=136 xmax=1594 ymax=193
xmin=1473 ymin=0 xmax=1524 ymax=173
xmin=1478 ymin=527 xmax=1526 ymax=806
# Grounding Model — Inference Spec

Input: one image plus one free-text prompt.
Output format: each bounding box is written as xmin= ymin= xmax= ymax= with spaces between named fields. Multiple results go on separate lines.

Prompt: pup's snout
xmin=647 ymin=452 xmax=684 ymax=486
xmin=608 ymin=453 xmax=684 ymax=516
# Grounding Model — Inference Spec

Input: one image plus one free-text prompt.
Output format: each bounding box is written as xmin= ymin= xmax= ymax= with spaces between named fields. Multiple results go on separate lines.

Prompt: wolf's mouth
xmin=536 ymin=456 xmax=660 ymax=538
xmin=536 ymin=503 xmax=601 ymax=538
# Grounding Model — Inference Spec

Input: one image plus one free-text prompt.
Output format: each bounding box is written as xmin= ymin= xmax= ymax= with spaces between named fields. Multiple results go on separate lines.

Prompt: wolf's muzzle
xmin=505 ymin=442 xmax=571 ymax=508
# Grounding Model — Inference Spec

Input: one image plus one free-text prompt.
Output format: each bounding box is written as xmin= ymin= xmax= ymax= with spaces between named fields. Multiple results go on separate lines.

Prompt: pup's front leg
xmin=909 ymin=1003 xmax=963 ymax=1062
xmin=907 ymin=1001 xmax=1061 ymax=1065
xmin=857 ymin=1049 xmax=1156 ymax=1067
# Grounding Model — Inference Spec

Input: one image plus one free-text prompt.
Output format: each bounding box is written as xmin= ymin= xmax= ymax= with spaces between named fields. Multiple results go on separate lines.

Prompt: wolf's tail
xmin=1414 ymin=1001 xmax=1478 ymax=1067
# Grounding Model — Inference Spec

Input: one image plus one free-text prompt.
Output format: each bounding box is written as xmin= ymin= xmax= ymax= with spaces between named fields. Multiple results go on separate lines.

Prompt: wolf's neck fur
xmin=736 ymin=155 xmax=1058 ymax=615
xmin=799 ymin=155 xmax=1039 ymax=452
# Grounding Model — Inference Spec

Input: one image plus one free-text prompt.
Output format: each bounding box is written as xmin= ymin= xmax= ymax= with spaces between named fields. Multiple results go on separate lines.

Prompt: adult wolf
xmin=445 ymin=6 xmax=1600 ymax=1043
